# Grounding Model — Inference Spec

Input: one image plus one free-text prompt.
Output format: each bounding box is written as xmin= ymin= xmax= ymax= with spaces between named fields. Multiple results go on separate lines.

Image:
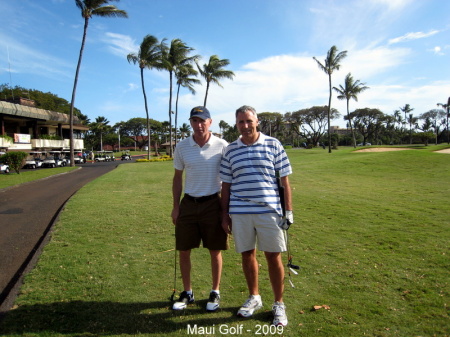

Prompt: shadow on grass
xmin=0 ymin=300 xmax=272 ymax=335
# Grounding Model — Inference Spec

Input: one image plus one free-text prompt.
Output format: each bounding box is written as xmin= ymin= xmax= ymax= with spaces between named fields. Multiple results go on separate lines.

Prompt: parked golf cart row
xmin=21 ymin=151 xmax=88 ymax=169
xmin=1 ymin=150 xmax=133 ymax=173
xmin=93 ymin=150 xmax=133 ymax=162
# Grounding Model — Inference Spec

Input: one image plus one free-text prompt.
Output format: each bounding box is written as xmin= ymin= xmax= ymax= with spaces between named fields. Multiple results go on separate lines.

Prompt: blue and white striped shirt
xmin=220 ymin=133 xmax=292 ymax=215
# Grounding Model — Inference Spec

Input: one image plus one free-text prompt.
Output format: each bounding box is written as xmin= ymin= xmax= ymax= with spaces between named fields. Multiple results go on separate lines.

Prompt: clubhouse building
xmin=0 ymin=98 xmax=88 ymax=152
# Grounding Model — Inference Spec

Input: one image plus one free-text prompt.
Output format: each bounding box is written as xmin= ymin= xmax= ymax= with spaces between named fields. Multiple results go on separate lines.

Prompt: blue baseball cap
xmin=189 ymin=106 xmax=211 ymax=120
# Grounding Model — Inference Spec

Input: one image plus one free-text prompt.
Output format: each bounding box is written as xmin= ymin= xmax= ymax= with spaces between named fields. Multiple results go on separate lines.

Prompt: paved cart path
xmin=0 ymin=159 xmax=137 ymax=314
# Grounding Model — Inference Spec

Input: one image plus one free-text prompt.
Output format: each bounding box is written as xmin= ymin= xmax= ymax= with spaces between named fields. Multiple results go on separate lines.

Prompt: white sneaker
xmin=172 ymin=291 xmax=194 ymax=310
xmin=206 ymin=291 xmax=220 ymax=312
xmin=272 ymin=301 xmax=288 ymax=326
xmin=237 ymin=295 xmax=263 ymax=318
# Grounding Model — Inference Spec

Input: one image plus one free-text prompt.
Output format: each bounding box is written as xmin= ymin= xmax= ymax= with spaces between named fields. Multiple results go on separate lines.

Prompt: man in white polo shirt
xmin=171 ymin=106 xmax=229 ymax=311
xmin=220 ymin=105 xmax=294 ymax=326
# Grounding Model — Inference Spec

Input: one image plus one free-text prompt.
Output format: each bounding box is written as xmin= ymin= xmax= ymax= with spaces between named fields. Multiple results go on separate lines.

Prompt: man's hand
xmin=286 ymin=210 xmax=294 ymax=225
xmin=171 ymin=207 xmax=179 ymax=225
xmin=221 ymin=214 xmax=232 ymax=234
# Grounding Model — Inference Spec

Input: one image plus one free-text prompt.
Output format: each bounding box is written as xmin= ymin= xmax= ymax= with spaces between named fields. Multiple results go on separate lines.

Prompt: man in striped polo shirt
xmin=171 ymin=106 xmax=229 ymax=312
xmin=220 ymin=105 xmax=294 ymax=326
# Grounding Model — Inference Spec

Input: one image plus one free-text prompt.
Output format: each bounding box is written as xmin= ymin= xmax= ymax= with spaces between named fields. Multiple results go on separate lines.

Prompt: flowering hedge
xmin=136 ymin=156 xmax=173 ymax=163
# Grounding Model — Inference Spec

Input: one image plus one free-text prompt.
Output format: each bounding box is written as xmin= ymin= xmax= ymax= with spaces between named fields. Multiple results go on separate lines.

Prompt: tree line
xmin=217 ymin=105 xmax=449 ymax=147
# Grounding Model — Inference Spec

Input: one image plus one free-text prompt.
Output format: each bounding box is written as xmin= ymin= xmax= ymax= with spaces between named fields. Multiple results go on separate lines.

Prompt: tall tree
xmin=399 ymin=104 xmax=414 ymax=125
xmin=437 ymin=97 xmax=450 ymax=144
xmin=160 ymin=38 xmax=198 ymax=157
xmin=348 ymin=108 xmax=385 ymax=145
xmin=292 ymin=106 xmax=340 ymax=146
xmin=127 ymin=34 xmax=163 ymax=159
xmin=90 ymin=116 xmax=110 ymax=151
xmin=69 ymin=0 xmax=127 ymax=166
xmin=333 ymin=73 xmax=369 ymax=148
xmin=218 ymin=120 xmax=230 ymax=138
xmin=419 ymin=109 xmax=446 ymax=145
xmin=313 ymin=46 xmax=347 ymax=153
xmin=179 ymin=123 xmax=191 ymax=140
xmin=258 ymin=112 xmax=284 ymax=137
xmin=407 ymin=113 xmax=418 ymax=144
xmin=196 ymin=55 xmax=235 ymax=107
xmin=174 ymin=63 xmax=200 ymax=144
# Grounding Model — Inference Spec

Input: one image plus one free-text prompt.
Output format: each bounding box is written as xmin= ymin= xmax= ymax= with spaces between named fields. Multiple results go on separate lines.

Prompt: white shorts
xmin=230 ymin=213 xmax=287 ymax=253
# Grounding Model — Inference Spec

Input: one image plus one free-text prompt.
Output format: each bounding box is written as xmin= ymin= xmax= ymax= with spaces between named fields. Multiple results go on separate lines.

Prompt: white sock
xmin=211 ymin=289 xmax=220 ymax=294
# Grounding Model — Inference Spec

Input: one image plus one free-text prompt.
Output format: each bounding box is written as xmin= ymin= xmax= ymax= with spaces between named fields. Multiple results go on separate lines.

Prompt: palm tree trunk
xmin=69 ymin=17 xmax=89 ymax=167
xmin=168 ymin=71 xmax=173 ymax=157
xmin=175 ymin=83 xmax=181 ymax=146
xmin=203 ymin=81 xmax=210 ymax=107
xmin=327 ymin=74 xmax=332 ymax=153
xmin=347 ymin=99 xmax=356 ymax=148
xmin=140 ymin=67 xmax=151 ymax=159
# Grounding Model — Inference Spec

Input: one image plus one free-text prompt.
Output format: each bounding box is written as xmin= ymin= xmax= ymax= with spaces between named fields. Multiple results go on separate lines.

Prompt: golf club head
xmin=289 ymin=279 xmax=295 ymax=288
xmin=288 ymin=262 xmax=300 ymax=270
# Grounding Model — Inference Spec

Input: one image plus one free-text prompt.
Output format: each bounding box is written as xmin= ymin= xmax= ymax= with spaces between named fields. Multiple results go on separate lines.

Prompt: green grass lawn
xmin=0 ymin=146 xmax=449 ymax=336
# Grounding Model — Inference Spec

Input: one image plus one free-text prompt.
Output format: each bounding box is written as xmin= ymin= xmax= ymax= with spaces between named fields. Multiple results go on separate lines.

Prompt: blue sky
xmin=0 ymin=0 xmax=449 ymax=133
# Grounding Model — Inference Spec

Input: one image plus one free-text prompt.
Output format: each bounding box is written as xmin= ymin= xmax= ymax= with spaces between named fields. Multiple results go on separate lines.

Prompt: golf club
xmin=170 ymin=236 xmax=177 ymax=302
xmin=277 ymin=171 xmax=299 ymax=288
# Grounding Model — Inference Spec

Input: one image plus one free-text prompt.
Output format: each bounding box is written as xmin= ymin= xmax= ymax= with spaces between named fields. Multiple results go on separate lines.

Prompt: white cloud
xmin=125 ymin=83 xmax=139 ymax=92
xmin=432 ymin=46 xmax=444 ymax=55
xmin=369 ymin=0 xmax=413 ymax=11
xmin=178 ymin=45 xmax=445 ymax=129
xmin=102 ymin=32 xmax=138 ymax=57
xmin=388 ymin=30 xmax=440 ymax=44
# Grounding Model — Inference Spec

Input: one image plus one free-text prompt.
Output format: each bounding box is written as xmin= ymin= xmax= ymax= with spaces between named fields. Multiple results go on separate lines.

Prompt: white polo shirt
xmin=174 ymin=134 xmax=228 ymax=197
xmin=220 ymin=133 xmax=292 ymax=216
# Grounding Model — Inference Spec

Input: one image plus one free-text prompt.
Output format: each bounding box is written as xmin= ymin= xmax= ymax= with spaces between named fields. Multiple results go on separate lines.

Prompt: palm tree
xmin=174 ymin=63 xmax=200 ymax=144
xmin=69 ymin=0 xmax=127 ymax=166
xmin=197 ymin=55 xmax=235 ymax=107
xmin=160 ymin=38 xmax=198 ymax=157
xmin=399 ymin=104 xmax=414 ymax=124
xmin=399 ymin=104 xmax=414 ymax=143
xmin=179 ymin=123 xmax=191 ymax=139
xmin=90 ymin=116 xmax=110 ymax=151
xmin=127 ymin=35 xmax=163 ymax=159
xmin=219 ymin=120 xmax=230 ymax=138
xmin=313 ymin=46 xmax=347 ymax=153
xmin=333 ymin=73 xmax=369 ymax=148
xmin=407 ymin=113 xmax=418 ymax=144
xmin=437 ymin=98 xmax=450 ymax=144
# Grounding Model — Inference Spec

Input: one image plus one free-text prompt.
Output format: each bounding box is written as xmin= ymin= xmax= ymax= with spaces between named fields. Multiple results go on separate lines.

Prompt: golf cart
xmin=0 ymin=162 xmax=9 ymax=174
xmin=121 ymin=151 xmax=132 ymax=160
xmin=94 ymin=151 xmax=106 ymax=162
xmin=23 ymin=152 xmax=44 ymax=169
xmin=63 ymin=151 xmax=71 ymax=166
xmin=42 ymin=151 xmax=67 ymax=168
xmin=0 ymin=152 xmax=9 ymax=174
xmin=105 ymin=151 xmax=115 ymax=162
xmin=73 ymin=150 xmax=86 ymax=164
